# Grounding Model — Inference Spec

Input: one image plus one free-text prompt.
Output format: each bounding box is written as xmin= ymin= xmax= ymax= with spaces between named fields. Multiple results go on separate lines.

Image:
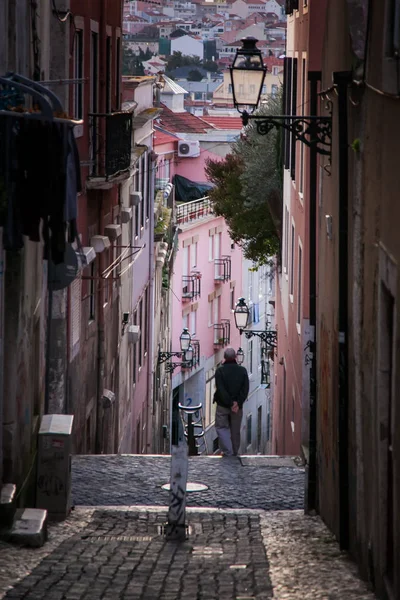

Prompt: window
xmin=246 ymin=414 xmax=252 ymax=446
xmin=283 ymin=57 xmax=292 ymax=169
xmin=144 ymin=287 xmax=149 ymax=354
xmin=106 ymin=36 xmax=112 ymax=113
xmin=208 ymin=234 xmax=214 ymax=261
xmin=248 ymin=339 xmax=253 ymax=375
xmin=257 ymin=406 xmax=262 ymax=453
xmin=140 ymin=154 xmax=146 ymax=233
xmin=273 ymin=66 xmax=279 ymax=75
xmin=116 ymin=36 xmax=121 ymax=108
xmin=290 ymin=57 xmax=298 ymax=180
xmin=208 ymin=301 xmax=213 ymax=327
xmin=190 ymin=310 xmax=197 ymax=336
xmin=190 ymin=242 xmax=197 ymax=269
xmin=297 ymin=243 xmax=302 ymax=328
xmin=73 ymin=30 xmax=84 ymax=120
xmin=132 ymin=310 xmax=137 ymax=384
xmin=214 ymin=232 xmax=221 ymax=260
xmin=89 ymin=263 xmax=96 ymax=321
xmin=138 ymin=298 xmax=143 ymax=368
xmin=299 ymin=57 xmax=306 ymax=194
xmin=90 ymin=32 xmax=99 ymax=113
xmin=271 ymin=84 xmax=278 ymax=97
xmin=134 ymin=168 xmax=140 ymax=237
xmin=290 ymin=223 xmax=295 ymax=297
xmin=230 ymin=287 xmax=235 ymax=310
xmin=261 ymin=84 xmax=266 ymax=94
xmin=182 ymin=245 xmax=189 ymax=277
xmin=284 ymin=207 xmax=289 ymax=273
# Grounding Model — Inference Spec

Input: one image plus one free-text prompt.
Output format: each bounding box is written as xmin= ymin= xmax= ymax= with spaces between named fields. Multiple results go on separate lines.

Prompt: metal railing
xmin=213 ymin=319 xmax=230 ymax=346
xmin=182 ymin=273 xmax=201 ymax=300
xmin=178 ymin=402 xmax=208 ymax=456
xmin=214 ymin=255 xmax=231 ymax=282
xmin=176 ymin=196 xmax=213 ymax=225
xmin=88 ymin=111 xmax=132 ymax=179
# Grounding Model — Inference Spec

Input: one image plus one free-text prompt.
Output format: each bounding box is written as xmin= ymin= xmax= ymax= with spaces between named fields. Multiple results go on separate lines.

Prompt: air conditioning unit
xmin=178 ymin=140 xmax=200 ymax=158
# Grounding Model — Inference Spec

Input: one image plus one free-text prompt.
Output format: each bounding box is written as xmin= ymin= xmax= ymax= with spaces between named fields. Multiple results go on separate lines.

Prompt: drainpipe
xmin=334 ymin=70 xmax=352 ymax=551
xmin=305 ymin=71 xmax=321 ymax=514
xmin=146 ymin=148 xmax=156 ymax=452
xmin=95 ymin=192 xmax=106 ymax=454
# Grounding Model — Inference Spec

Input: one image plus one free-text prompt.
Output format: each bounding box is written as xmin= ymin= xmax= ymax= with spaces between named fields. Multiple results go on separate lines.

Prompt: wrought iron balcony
xmin=88 ymin=111 xmax=133 ymax=184
xmin=214 ymin=256 xmax=231 ymax=282
xmin=213 ymin=319 xmax=231 ymax=347
xmin=176 ymin=196 xmax=213 ymax=226
xmin=182 ymin=273 xmax=201 ymax=300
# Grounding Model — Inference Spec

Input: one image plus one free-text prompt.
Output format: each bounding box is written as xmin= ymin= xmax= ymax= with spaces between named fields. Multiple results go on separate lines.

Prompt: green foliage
xmin=203 ymin=60 xmax=219 ymax=73
xmin=122 ymin=45 xmax=152 ymax=76
xmin=351 ymin=138 xmax=361 ymax=153
xmin=187 ymin=69 xmax=203 ymax=81
xmin=166 ymin=52 xmax=203 ymax=71
xmin=205 ymin=92 xmax=283 ymax=266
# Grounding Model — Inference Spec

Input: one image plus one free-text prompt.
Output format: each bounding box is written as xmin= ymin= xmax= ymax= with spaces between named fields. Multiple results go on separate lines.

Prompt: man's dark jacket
xmin=214 ymin=361 xmax=249 ymax=409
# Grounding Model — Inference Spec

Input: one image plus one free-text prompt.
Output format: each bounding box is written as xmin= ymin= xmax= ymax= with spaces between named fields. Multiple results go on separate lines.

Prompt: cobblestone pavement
xmin=72 ymin=455 xmax=305 ymax=510
xmin=0 ymin=455 xmax=377 ymax=599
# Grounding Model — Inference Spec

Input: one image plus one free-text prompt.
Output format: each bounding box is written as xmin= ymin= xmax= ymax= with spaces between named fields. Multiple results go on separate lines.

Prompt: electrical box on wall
xmin=178 ymin=140 xmax=200 ymax=158
xmin=36 ymin=415 xmax=74 ymax=521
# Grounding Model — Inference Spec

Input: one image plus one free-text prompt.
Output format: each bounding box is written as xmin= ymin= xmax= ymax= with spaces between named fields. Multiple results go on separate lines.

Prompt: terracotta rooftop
xmin=202 ymin=115 xmax=243 ymax=130
xmin=154 ymin=128 xmax=179 ymax=146
xmin=157 ymin=104 xmax=214 ymax=134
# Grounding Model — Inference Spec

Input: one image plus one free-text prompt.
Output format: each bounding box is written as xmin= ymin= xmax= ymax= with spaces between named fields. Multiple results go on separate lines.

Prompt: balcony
xmin=182 ymin=273 xmax=201 ymax=300
xmin=213 ymin=319 xmax=231 ymax=347
xmin=87 ymin=111 xmax=133 ymax=188
xmin=214 ymin=256 xmax=231 ymax=282
xmin=176 ymin=196 xmax=213 ymax=227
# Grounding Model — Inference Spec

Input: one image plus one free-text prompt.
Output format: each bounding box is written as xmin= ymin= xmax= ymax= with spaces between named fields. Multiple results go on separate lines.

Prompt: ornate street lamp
xmin=179 ymin=328 xmax=191 ymax=351
xmin=229 ymin=37 xmax=267 ymax=115
xmin=234 ymin=298 xmax=277 ymax=348
xmin=233 ymin=297 xmax=250 ymax=332
xmin=236 ymin=347 xmax=245 ymax=365
xmin=230 ymin=37 xmax=332 ymax=156
xmin=158 ymin=328 xmax=199 ymax=373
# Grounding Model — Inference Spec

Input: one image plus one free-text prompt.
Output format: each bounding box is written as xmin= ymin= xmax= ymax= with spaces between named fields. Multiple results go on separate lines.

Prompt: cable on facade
xmin=51 ymin=0 xmax=72 ymax=23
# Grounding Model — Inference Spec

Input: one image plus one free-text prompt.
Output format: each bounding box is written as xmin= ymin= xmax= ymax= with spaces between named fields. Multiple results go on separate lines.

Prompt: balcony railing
xmin=214 ymin=256 xmax=231 ymax=282
xmin=176 ymin=196 xmax=213 ymax=225
xmin=182 ymin=273 xmax=201 ymax=300
xmin=213 ymin=319 xmax=231 ymax=346
xmin=88 ymin=111 xmax=132 ymax=180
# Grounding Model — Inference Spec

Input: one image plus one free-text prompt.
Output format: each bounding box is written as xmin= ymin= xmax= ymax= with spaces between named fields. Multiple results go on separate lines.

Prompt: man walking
xmin=214 ymin=347 xmax=249 ymax=456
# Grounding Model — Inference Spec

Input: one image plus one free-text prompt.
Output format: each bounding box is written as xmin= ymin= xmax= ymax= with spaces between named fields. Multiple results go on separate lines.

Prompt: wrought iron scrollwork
xmin=242 ymin=112 xmax=332 ymax=156
xmin=243 ymin=329 xmax=277 ymax=347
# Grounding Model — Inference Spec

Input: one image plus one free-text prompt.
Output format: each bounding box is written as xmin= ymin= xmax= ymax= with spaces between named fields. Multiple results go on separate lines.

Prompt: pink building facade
xmin=154 ymin=127 xmax=243 ymax=452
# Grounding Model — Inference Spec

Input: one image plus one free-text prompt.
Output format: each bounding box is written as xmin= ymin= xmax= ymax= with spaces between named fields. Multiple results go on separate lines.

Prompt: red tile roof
xmin=157 ymin=104 xmax=214 ymax=134
xmin=202 ymin=116 xmax=243 ymax=130
xmin=153 ymin=128 xmax=179 ymax=146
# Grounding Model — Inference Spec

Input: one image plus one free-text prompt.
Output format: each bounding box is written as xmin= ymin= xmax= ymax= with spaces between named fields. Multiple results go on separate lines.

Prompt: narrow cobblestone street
xmin=0 ymin=456 xmax=377 ymax=599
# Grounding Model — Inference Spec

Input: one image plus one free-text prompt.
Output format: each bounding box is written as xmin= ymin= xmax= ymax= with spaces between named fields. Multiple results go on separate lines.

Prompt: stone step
xmin=0 ymin=483 xmax=17 ymax=528
xmin=8 ymin=508 xmax=48 ymax=548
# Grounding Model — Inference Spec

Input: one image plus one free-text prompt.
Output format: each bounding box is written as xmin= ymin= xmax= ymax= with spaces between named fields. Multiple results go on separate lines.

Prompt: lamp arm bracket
xmin=243 ymin=329 xmax=277 ymax=347
xmin=243 ymin=113 xmax=332 ymax=156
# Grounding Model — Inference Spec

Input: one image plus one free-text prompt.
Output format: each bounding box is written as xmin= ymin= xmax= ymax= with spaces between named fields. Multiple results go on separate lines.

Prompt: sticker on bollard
xmin=162 ymin=482 xmax=208 ymax=492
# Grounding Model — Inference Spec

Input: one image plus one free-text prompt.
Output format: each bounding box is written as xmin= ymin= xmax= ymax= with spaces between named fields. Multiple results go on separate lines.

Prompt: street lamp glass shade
xmin=184 ymin=345 xmax=194 ymax=363
xmin=229 ymin=37 xmax=267 ymax=111
xmin=180 ymin=328 xmax=191 ymax=351
xmin=236 ymin=347 xmax=245 ymax=365
xmin=234 ymin=298 xmax=250 ymax=330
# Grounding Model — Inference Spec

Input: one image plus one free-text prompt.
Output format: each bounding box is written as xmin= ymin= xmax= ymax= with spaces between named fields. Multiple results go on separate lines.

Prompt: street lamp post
xmin=229 ymin=37 xmax=332 ymax=156
xmin=229 ymin=37 xmax=330 ymax=512
xmin=233 ymin=298 xmax=277 ymax=348
xmin=158 ymin=328 xmax=199 ymax=373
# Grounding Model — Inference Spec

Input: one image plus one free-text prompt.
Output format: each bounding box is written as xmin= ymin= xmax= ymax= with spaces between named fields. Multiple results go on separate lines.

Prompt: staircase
xmin=0 ymin=484 xmax=48 ymax=547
